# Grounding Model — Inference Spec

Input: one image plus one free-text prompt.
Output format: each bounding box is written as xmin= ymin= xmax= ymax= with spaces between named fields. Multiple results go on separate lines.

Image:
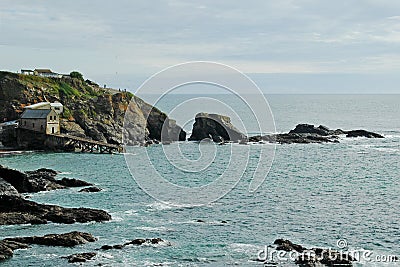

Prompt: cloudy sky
xmin=1 ymin=0 xmax=399 ymax=93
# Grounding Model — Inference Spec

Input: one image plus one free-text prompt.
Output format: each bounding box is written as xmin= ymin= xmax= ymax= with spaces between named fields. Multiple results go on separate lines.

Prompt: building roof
xmin=21 ymin=69 xmax=34 ymax=72
xmin=34 ymin=69 xmax=55 ymax=74
xmin=50 ymin=102 xmax=63 ymax=107
xmin=21 ymin=109 xmax=52 ymax=119
xmin=24 ymin=102 xmax=51 ymax=109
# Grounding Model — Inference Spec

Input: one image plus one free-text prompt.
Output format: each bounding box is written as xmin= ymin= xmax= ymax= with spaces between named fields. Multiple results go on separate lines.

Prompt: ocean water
xmin=0 ymin=94 xmax=399 ymax=266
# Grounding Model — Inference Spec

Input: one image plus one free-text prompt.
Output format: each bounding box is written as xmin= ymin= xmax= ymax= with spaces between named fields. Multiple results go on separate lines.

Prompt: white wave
xmin=134 ymin=226 xmax=175 ymax=232
xmin=146 ymin=201 xmax=197 ymax=211
xmin=229 ymin=243 xmax=261 ymax=253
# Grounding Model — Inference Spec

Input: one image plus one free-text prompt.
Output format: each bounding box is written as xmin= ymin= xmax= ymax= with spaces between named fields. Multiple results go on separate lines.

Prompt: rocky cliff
xmin=0 ymin=71 xmax=185 ymax=145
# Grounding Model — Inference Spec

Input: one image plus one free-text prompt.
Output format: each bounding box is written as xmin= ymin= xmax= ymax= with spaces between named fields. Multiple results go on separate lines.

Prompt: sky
xmin=1 ymin=0 xmax=399 ymax=93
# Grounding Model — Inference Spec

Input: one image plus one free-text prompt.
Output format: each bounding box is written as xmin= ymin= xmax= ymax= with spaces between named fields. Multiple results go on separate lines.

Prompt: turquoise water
xmin=0 ymin=95 xmax=399 ymax=266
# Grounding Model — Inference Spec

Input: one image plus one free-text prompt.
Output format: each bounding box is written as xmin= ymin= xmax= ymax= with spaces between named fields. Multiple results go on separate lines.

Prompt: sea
xmin=0 ymin=94 xmax=399 ymax=266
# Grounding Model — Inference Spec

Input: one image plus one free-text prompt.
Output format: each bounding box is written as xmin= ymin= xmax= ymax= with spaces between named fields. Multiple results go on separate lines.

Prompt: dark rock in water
xmin=196 ymin=219 xmax=206 ymax=223
xmin=273 ymin=239 xmax=355 ymax=266
xmin=100 ymin=245 xmax=113 ymax=250
xmin=274 ymin=239 xmax=306 ymax=253
xmin=58 ymin=178 xmax=92 ymax=187
xmin=5 ymin=231 xmax=96 ymax=247
xmin=62 ymin=252 xmax=96 ymax=263
xmin=289 ymin=124 xmax=331 ymax=136
xmin=79 ymin=186 xmax=102 ymax=193
xmin=345 ymin=129 xmax=384 ymax=138
xmin=0 ymin=195 xmax=111 ymax=225
xmin=0 ymin=165 xmax=92 ymax=193
xmin=0 ymin=240 xmax=30 ymax=261
xmin=99 ymin=238 xmax=169 ymax=251
xmin=189 ymin=113 xmax=246 ymax=142
xmin=295 ymin=249 xmax=355 ymax=267
xmin=127 ymin=238 xmax=147 ymax=246
xmin=126 ymin=238 xmax=166 ymax=246
xmin=25 ymin=168 xmax=59 ymax=177
xmin=248 ymin=124 xmax=383 ymax=144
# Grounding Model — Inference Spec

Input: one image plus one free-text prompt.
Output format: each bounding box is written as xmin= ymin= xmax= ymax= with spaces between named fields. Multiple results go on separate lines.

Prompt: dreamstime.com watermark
xmin=123 ymin=61 xmax=276 ymax=206
xmin=257 ymin=239 xmax=399 ymax=264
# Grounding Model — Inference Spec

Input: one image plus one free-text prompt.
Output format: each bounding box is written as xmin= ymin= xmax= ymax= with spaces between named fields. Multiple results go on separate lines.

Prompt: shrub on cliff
xmin=70 ymin=71 xmax=83 ymax=80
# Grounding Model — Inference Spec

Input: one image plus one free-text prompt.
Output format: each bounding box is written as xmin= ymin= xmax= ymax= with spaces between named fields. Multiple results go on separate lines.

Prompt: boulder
xmin=57 ymin=178 xmax=92 ymax=187
xmin=79 ymin=186 xmax=102 ymax=193
xmin=189 ymin=113 xmax=246 ymax=142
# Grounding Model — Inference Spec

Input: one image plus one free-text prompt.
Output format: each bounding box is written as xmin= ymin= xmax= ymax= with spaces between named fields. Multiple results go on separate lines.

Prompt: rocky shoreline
xmin=0 ymin=164 xmax=172 ymax=263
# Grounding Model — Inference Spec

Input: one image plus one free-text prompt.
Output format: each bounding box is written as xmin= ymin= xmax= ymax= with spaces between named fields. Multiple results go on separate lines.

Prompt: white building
xmin=21 ymin=69 xmax=34 ymax=75
xmin=34 ymin=69 xmax=62 ymax=78
xmin=19 ymin=102 xmax=63 ymax=134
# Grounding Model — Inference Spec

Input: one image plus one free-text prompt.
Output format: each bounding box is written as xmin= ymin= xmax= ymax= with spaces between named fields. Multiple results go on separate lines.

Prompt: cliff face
xmin=0 ymin=71 xmax=185 ymax=145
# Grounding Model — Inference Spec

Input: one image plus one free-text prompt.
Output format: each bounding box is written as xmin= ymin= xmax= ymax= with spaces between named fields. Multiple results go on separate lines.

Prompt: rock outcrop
xmin=0 ymin=232 xmax=96 ymax=261
xmin=0 ymin=178 xmax=19 ymax=197
xmin=0 ymin=165 xmax=92 ymax=193
xmin=0 ymin=71 xmax=186 ymax=148
xmin=249 ymin=124 xmax=384 ymax=144
xmin=5 ymin=231 xmax=96 ymax=247
xmin=0 ymin=240 xmax=30 ymax=261
xmin=189 ymin=113 xmax=246 ymax=142
xmin=272 ymin=239 xmax=355 ymax=266
xmin=0 ymin=195 xmax=111 ymax=225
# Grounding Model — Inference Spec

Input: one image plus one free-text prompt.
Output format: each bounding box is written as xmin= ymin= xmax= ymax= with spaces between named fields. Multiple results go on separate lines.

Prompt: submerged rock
xmin=62 ymin=252 xmax=96 ymax=263
xmin=189 ymin=113 xmax=246 ymax=142
xmin=98 ymin=238 xmax=169 ymax=251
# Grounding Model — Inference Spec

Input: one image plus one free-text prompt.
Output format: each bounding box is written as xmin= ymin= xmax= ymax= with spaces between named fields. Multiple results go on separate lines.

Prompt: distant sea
xmin=0 ymin=94 xmax=399 ymax=266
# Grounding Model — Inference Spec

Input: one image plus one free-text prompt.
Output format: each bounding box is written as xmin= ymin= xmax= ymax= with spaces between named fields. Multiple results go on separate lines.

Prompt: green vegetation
xmin=58 ymin=81 xmax=81 ymax=97
xmin=62 ymin=107 xmax=72 ymax=119
xmin=70 ymin=71 xmax=83 ymax=80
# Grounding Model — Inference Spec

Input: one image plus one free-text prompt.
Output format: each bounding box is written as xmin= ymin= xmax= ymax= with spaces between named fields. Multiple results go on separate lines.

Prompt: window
xmin=50 ymin=116 xmax=52 ymax=120
xmin=32 ymin=123 xmax=35 ymax=128
xmin=54 ymin=116 xmax=57 ymax=120
xmin=24 ymin=121 xmax=26 ymax=126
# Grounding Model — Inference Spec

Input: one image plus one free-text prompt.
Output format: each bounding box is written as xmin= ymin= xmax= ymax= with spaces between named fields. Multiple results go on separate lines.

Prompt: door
xmin=52 ymin=127 xmax=55 ymax=134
